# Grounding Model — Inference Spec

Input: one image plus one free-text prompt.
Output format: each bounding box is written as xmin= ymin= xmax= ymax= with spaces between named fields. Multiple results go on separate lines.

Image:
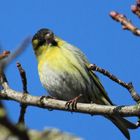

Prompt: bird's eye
xmin=46 ymin=32 xmax=51 ymax=37
xmin=45 ymin=32 xmax=53 ymax=40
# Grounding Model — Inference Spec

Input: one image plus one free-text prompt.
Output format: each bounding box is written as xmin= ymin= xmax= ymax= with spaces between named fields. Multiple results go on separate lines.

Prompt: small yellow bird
xmin=32 ymin=28 xmax=136 ymax=140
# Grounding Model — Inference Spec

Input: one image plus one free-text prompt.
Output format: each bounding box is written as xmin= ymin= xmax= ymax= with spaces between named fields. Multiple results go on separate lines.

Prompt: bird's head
xmin=32 ymin=28 xmax=58 ymax=56
xmin=32 ymin=28 xmax=58 ymax=49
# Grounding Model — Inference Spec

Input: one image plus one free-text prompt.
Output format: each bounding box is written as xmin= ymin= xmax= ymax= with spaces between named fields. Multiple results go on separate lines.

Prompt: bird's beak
xmin=45 ymin=34 xmax=55 ymax=44
xmin=45 ymin=36 xmax=58 ymax=46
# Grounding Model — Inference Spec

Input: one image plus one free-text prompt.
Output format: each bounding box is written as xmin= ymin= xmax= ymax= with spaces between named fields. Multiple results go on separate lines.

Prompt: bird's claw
xmin=65 ymin=94 xmax=82 ymax=111
xmin=40 ymin=95 xmax=56 ymax=111
xmin=40 ymin=95 xmax=56 ymax=101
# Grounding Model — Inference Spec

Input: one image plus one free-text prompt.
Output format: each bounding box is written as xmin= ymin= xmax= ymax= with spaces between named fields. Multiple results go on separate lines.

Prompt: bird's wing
xmin=88 ymin=69 xmax=113 ymax=105
xmin=66 ymin=42 xmax=113 ymax=105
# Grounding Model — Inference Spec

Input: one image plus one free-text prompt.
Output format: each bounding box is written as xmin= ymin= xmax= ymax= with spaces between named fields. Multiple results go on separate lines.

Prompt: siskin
xmin=32 ymin=28 xmax=136 ymax=140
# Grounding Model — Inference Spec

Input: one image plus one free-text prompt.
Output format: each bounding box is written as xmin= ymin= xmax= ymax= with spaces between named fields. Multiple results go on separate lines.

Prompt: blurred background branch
xmin=0 ymin=36 xmax=32 ymax=71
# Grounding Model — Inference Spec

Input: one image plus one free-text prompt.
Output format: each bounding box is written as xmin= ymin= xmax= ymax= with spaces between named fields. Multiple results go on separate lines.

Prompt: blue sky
xmin=0 ymin=0 xmax=140 ymax=140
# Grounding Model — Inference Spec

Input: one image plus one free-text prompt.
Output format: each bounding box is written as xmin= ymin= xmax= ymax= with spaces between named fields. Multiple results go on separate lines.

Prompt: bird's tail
xmin=107 ymin=115 xmax=137 ymax=140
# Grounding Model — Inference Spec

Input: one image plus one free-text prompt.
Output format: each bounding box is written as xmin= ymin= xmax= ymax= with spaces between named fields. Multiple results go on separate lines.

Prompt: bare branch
xmin=110 ymin=11 xmax=140 ymax=36
xmin=0 ymin=86 xmax=140 ymax=117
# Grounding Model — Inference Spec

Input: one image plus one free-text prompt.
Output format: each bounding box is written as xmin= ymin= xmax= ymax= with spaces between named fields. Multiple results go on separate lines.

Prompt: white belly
xmin=38 ymin=62 xmax=93 ymax=103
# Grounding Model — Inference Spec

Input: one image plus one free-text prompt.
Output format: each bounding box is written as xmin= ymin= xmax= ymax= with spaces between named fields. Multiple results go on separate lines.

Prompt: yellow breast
xmin=38 ymin=45 xmax=76 ymax=74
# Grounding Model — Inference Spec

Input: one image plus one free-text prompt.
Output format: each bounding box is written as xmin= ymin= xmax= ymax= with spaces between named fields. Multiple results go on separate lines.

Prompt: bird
xmin=32 ymin=28 xmax=136 ymax=140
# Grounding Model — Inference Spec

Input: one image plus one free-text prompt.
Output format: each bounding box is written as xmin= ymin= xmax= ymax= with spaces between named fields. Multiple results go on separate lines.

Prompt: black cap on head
xmin=32 ymin=28 xmax=51 ymax=42
xmin=32 ymin=28 xmax=57 ymax=46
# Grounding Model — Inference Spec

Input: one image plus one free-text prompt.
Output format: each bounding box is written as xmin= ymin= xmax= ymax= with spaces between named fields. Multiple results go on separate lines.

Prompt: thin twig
xmin=16 ymin=62 xmax=28 ymax=125
xmin=88 ymin=64 xmax=140 ymax=103
xmin=17 ymin=62 xmax=28 ymax=93
xmin=110 ymin=11 xmax=140 ymax=36
xmin=131 ymin=5 xmax=140 ymax=18
xmin=0 ymin=51 xmax=10 ymax=60
xmin=0 ymin=51 xmax=10 ymax=87
xmin=131 ymin=0 xmax=140 ymax=17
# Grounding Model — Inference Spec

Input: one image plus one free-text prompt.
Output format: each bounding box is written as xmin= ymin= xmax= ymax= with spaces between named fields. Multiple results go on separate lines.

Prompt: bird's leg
xmin=65 ymin=94 xmax=82 ymax=110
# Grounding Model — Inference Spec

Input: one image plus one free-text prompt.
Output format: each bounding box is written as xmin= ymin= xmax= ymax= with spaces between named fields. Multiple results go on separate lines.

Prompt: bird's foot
xmin=40 ymin=95 xmax=56 ymax=101
xmin=65 ymin=94 xmax=82 ymax=111
xmin=40 ymin=95 xmax=56 ymax=111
